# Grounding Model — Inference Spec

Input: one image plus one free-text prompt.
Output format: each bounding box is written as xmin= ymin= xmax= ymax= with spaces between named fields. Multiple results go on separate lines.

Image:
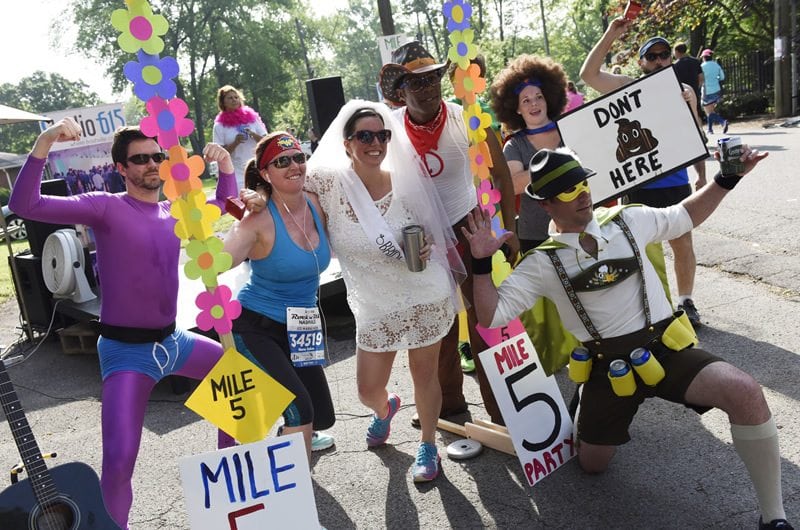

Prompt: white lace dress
xmin=306 ymin=169 xmax=455 ymax=352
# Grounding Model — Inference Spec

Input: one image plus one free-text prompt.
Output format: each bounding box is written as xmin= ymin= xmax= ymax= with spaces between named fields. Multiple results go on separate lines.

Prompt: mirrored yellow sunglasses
xmin=556 ymin=180 xmax=590 ymax=202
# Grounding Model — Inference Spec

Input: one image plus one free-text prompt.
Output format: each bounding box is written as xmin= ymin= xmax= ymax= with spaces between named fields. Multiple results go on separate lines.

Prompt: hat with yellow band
xmin=525 ymin=148 xmax=596 ymax=200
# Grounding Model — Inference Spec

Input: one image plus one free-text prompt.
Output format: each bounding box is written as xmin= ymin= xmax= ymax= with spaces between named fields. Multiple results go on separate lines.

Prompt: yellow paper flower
xmin=159 ymin=145 xmax=204 ymax=200
xmin=184 ymin=236 xmax=232 ymax=287
xmin=111 ymin=0 xmax=169 ymax=55
xmin=171 ymin=189 xmax=221 ymax=241
xmin=448 ymin=29 xmax=478 ymax=70
xmin=469 ymin=141 xmax=493 ymax=180
xmin=453 ymin=63 xmax=486 ymax=105
xmin=463 ymin=103 xmax=492 ymax=144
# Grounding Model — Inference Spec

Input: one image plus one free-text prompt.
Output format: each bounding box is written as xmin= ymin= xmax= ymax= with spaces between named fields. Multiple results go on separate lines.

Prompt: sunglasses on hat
xmin=269 ymin=153 xmax=307 ymax=169
xmin=347 ymin=129 xmax=392 ymax=144
xmin=127 ymin=152 xmax=167 ymax=165
xmin=644 ymin=50 xmax=671 ymax=62
xmin=556 ymin=180 xmax=590 ymax=202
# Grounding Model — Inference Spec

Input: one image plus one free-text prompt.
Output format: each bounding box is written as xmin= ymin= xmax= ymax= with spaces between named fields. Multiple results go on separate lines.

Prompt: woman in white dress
xmin=306 ymin=100 xmax=463 ymax=482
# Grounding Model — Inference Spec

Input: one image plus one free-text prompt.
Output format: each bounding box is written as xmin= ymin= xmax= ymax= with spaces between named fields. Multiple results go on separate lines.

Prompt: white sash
xmin=338 ymin=167 xmax=405 ymax=261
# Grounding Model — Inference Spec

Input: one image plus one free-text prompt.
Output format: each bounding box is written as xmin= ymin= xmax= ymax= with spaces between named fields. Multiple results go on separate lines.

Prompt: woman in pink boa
xmin=213 ymin=85 xmax=268 ymax=188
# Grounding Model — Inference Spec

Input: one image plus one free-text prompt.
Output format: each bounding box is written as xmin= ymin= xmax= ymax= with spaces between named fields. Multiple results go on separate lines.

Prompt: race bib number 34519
xmin=286 ymin=307 xmax=325 ymax=367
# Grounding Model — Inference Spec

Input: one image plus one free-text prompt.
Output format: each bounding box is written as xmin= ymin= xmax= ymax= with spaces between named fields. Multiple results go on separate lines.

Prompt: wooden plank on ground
xmin=464 ymin=422 xmax=516 ymax=456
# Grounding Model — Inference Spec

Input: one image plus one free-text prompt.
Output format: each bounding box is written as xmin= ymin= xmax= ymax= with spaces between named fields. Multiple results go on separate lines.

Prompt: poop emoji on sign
xmin=615 ymin=118 xmax=658 ymax=162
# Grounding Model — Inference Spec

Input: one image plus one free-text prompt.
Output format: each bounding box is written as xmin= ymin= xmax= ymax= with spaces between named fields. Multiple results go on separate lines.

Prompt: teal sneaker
xmin=459 ymin=342 xmax=476 ymax=373
xmin=411 ymin=442 xmax=441 ymax=482
xmin=366 ymin=393 xmax=401 ymax=447
xmin=311 ymin=431 xmax=335 ymax=451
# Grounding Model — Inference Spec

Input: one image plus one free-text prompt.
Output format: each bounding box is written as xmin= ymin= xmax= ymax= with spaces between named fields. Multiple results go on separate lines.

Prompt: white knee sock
xmin=731 ymin=418 xmax=786 ymax=522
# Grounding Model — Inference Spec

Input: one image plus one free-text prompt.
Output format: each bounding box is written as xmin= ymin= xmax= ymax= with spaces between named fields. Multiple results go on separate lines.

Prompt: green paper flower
xmin=184 ymin=236 xmax=233 ymax=287
xmin=448 ymin=29 xmax=478 ymax=70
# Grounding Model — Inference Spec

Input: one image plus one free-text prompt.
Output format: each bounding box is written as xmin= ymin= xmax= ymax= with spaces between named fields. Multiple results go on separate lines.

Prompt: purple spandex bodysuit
xmin=10 ymin=156 xmax=238 ymax=529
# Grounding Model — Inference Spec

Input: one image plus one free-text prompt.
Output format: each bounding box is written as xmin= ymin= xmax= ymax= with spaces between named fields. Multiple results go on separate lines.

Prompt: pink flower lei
xmin=215 ymin=105 xmax=264 ymax=128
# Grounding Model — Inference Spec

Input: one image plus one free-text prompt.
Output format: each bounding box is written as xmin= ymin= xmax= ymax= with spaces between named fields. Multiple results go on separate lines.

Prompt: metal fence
xmin=717 ymin=50 xmax=774 ymax=97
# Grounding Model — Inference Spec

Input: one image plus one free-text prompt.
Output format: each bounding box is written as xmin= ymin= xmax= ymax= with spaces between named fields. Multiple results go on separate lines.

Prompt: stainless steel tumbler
xmin=402 ymin=225 xmax=425 ymax=272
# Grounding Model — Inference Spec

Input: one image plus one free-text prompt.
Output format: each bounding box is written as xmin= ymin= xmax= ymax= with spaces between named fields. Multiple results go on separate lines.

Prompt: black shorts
xmin=232 ymin=308 xmax=335 ymax=430
xmin=577 ymin=345 xmax=722 ymax=445
xmin=626 ymin=183 xmax=692 ymax=208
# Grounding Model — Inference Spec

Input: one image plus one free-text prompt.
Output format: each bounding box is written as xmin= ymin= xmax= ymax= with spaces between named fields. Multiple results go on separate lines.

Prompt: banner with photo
xmin=557 ymin=66 xmax=708 ymax=204
xmin=39 ymin=104 xmax=128 ymax=196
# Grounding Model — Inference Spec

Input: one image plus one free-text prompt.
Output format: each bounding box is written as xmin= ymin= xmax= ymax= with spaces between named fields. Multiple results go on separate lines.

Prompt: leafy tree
xmin=0 ymin=72 xmax=100 ymax=154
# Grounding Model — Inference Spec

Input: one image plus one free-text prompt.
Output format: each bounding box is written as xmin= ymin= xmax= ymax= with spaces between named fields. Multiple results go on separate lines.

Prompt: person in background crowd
xmin=564 ymin=80 xmax=585 ymax=112
xmin=700 ymin=49 xmax=729 ymax=135
xmin=213 ymin=85 xmax=268 ymax=189
xmin=581 ymin=20 xmax=705 ymax=327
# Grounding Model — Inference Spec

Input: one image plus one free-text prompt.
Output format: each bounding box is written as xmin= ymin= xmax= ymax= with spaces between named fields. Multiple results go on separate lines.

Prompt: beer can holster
xmin=660 ymin=310 xmax=698 ymax=352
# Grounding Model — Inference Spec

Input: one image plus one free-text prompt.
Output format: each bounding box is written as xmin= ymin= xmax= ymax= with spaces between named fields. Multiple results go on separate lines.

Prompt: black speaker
xmin=24 ymin=179 xmax=73 ymax=257
xmin=9 ymin=253 xmax=61 ymax=331
xmin=306 ymin=76 xmax=345 ymax=138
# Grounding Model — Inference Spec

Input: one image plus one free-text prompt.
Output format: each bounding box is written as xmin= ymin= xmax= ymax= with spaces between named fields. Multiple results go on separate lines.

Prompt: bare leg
xmin=408 ymin=342 xmax=442 ymax=444
xmin=356 ymin=347 xmax=397 ymax=418
xmin=280 ymin=424 xmax=314 ymax=463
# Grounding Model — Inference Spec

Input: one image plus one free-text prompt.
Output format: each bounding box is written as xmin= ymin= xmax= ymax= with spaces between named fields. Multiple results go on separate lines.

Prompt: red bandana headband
xmin=258 ymin=134 xmax=302 ymax=170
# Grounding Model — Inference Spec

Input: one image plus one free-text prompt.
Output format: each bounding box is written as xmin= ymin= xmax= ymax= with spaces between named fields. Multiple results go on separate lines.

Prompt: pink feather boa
xmin=214 ymin=105 xmax=264 ymax=128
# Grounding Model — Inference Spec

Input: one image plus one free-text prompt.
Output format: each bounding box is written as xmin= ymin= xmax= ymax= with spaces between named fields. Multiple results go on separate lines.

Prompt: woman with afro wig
xmin=490 ymin=55 xmax=568 ymax=251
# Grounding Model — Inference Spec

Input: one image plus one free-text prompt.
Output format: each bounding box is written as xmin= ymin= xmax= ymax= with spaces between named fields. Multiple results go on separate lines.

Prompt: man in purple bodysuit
xmin=10 ymin=117 xmax=262 ymax=529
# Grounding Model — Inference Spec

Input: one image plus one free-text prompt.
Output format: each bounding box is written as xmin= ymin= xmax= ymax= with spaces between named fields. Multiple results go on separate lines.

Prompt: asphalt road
xmin=0 ymin=119 xmax=797 ymax=529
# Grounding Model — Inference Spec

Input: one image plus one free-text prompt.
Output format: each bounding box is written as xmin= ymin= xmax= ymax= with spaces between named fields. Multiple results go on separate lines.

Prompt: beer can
xmin=568 ymin=347 xmax=593 ymax=383
xmin=402 ymin=224 xmax=425 ymax=272
xmin=623 ymin=0 xmax=642 ymax=20
xmin=629 ymin=347 xmax=665 ymax=386
xmin=608 ymin=359 xmax=636 ymax=397
xmin=717 ymin=136 xmax=745 ymax=176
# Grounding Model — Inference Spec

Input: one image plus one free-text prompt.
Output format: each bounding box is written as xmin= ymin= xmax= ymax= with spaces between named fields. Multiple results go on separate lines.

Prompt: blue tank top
xmin=237 ymin=198 xmax=331 ymax=323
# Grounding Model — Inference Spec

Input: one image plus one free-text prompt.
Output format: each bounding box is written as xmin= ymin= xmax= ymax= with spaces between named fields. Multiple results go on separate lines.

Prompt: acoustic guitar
xmin=0 ymin=358 xmax=119 ymax=529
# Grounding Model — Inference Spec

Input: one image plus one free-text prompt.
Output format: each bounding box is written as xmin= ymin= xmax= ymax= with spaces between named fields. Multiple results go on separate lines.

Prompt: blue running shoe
xmin=366 ymin=393 xmax=400 ymax=447
xmin=411 ymin=442 xmax=441 ymax=482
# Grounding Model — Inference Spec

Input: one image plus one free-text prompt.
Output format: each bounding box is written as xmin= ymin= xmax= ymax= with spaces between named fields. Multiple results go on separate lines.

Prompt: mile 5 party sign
xmin=557 ymin=66 xmax=708 ymax=204
xmin=477 ymin=322 xmax=575 ymax=486
xmin=179 ymin=433 xmax=318 ymax=530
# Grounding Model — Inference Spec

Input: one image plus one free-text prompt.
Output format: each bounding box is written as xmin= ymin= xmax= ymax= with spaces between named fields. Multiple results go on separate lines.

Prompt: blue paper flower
xmin=123 ymin=50 xmax=179 ymax=101
xmin=443 ymin=0 xmax=473 ymax=32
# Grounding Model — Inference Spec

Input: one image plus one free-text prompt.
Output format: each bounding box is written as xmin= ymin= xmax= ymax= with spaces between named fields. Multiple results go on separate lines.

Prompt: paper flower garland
xmin=111 ymin=0 xmax=168 ymax=54
xmin=140 ymin=97 xmax=195 ymax=149
xmin=196 ymin=285 xmax=242 ymax=335
xmin=442 ymin=0 xmax=507 ymax=236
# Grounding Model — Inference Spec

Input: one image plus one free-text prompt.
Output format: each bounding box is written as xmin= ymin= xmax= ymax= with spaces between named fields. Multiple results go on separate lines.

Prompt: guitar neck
xmin=0 ymin=359 xmax=59 ymax=506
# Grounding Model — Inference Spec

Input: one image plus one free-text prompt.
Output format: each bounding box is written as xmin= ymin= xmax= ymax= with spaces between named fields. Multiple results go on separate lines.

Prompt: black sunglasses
xmin=644 ymin=50 xmax=671 ymax=62
xmin=270 ymin=153 xmax=307 ymax=169
xmin=400 ymin=70 xmax=445 ymax=92
xmin=127 ymin=152 xmax=167 ymax=165
xmin=348 ymin=129 xmax=392 ymax=145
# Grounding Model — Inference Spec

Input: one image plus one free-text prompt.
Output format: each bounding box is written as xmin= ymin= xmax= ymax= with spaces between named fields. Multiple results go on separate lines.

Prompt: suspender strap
xmin=545 ymin=215 xmax=652 ymax=342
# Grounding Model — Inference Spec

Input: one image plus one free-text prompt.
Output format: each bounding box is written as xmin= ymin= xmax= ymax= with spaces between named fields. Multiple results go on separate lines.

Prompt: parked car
xmin=2 ymin=205 xmax=27 ymax=241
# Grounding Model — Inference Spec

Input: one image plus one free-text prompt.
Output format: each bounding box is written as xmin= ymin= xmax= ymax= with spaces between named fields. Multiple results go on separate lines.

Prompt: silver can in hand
xmin=717 ymin=136 xmax=745 ymax=176
xmin=402 ymin=224 xmax=426 ymax=272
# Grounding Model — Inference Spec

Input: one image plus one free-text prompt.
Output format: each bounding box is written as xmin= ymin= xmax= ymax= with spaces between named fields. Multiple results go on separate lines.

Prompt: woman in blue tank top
xmin=223 ymin=131 xmax=335 ymax=463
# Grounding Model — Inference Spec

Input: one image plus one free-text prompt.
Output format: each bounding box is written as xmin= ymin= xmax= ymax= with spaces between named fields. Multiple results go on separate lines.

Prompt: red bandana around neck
xmin=404 ymin=101 xmax=447 ymax=158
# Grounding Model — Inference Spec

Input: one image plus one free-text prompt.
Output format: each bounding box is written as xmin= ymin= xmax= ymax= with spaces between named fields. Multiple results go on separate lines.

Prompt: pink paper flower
xmin=477 ymin=179 xmax=500 ymax=214
xmin=140 ymin=97 xmax=195 ymax=149
xmin=196 ymin=285 xmax=241 ymax=335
